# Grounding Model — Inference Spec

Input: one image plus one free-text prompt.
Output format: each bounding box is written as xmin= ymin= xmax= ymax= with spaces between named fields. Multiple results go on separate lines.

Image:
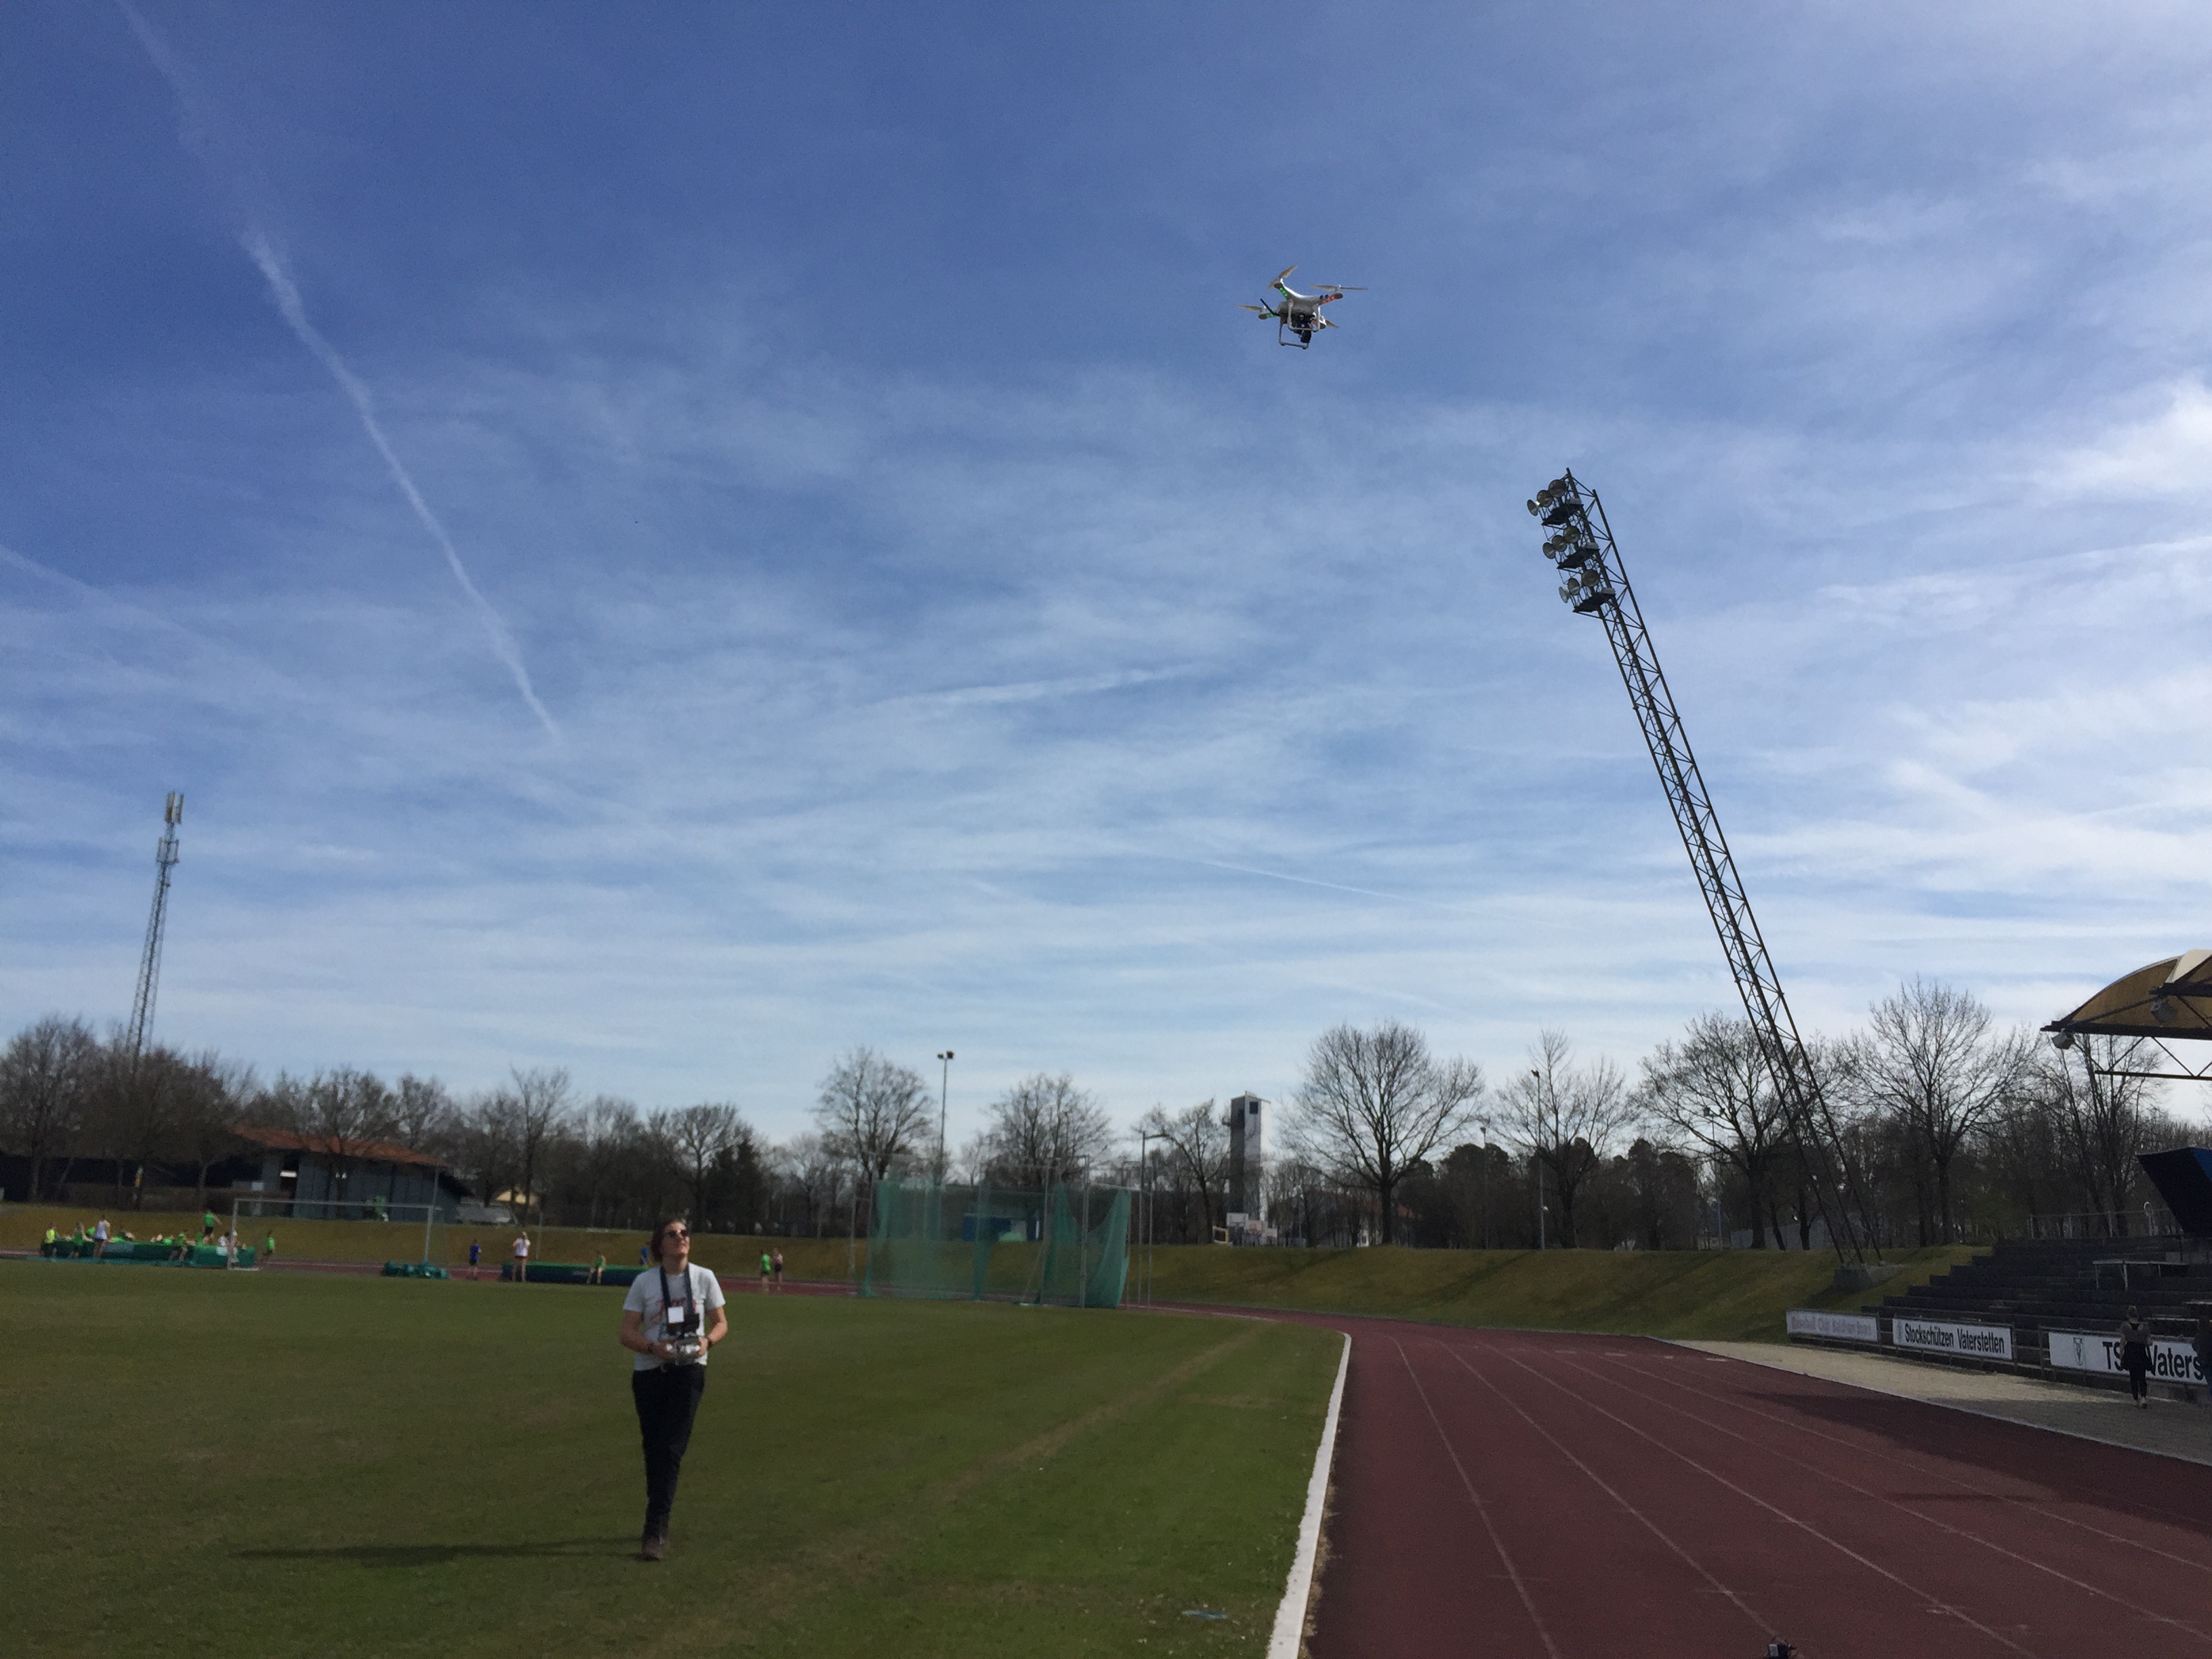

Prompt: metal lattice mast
xmin=125 ymin=792 xmax=184 ymax=1069
xmin=1529 ymin=472 xmax=1871 ymax=1262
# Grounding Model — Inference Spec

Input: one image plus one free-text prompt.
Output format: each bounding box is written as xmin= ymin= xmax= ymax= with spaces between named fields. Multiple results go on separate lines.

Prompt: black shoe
xmin=640 ymin=1531 xmax=667 ymax=1561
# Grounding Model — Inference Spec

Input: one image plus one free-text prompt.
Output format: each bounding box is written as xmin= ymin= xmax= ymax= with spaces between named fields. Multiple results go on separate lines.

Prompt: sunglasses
xmin=660 ymin=1227 xmax=690 ymax=1240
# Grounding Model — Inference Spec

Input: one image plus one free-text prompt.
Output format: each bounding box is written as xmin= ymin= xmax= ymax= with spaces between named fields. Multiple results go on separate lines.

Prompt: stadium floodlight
xmin=1525 ymin=465 xmax=1875 ymax=1265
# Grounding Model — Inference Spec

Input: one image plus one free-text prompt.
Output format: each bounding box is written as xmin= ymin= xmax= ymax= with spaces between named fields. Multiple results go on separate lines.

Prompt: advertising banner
xmin=2045 ymin=1330 xmax=2205 ymax=1385
xmin=1786 ymin=1309 xmax=1879 ymax=1344
xmin=1891 ymin=1317 xmax=2014 ymax=1361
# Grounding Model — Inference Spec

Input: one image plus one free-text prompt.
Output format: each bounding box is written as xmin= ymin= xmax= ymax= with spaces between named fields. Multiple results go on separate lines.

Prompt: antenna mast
xmin=1527 ymin=471 xmax=1872 ymax=1263
xmin=126 ymin=792 xmax=184 ymax=1068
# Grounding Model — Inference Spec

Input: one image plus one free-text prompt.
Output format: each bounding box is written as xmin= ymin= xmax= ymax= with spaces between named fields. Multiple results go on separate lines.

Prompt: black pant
xmin=632 ymin=1364 xmax=708 ymax=1535
xmin=2125 ymin=1351 xmax=2150 ymax=1400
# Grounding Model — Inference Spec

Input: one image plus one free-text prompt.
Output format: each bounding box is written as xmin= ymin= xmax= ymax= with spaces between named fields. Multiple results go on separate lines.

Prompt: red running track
xmin=1288 ymin=1319 xmax=2212 ymax=1658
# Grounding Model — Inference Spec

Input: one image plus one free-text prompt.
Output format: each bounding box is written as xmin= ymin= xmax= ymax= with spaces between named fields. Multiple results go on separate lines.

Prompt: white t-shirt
xmin=622 ymin=1263 xmax=727 ymax=1372
xmin=512 ymin=1236 xmax=530 ymax=1258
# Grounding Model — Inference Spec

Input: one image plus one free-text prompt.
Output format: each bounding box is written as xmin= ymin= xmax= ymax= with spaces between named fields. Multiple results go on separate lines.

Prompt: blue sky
xmin=6 ymin=2 xmax=2210 ymax=1144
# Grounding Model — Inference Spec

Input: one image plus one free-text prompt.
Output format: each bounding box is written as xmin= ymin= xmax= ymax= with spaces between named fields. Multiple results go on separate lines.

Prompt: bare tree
xmin=0 ymin=1015 xmax=100 ymax=1200
xmin=977 ymin=1073 xmax=1114 ymax=1189
xmin=775 ymin=1132 xmax=848 ymax=1236
xmin=577 ymin=1094 xmax=640 ymax=1228
xmin=813 ymin=1048 xmax=933 ymax=1184
xmin=390 ymin=1074 xmax=457 ymax=1156
xmin=459 ymin=1090 xmax=520 ymax=1213
xmin=657 ymin=1102 xmax=750 ymax=1229
xmin=1841 ymin=979 xmax=2031 ymax=1242
xmin=173 ymin=1050 xmax=255 ymax=1206
xmin=505 ymin=1066 xmax=573 ymax=1225
xmin=86 ymin=1030 xmax=182 ymax=1208
xmin=1637 ymin=1013 xmax=1793 ymax=1247
xmin=1136 ymin=1099 xmax=1233 ymax=1238
xmin=1500 ymin=1029 xmax=1634 ymax=1249
xmin=1288 ymin=1021 xmax=1483 ymax=1245
xmin=303 ymin=1067 xmax=396 ymax=1210
xmin=2034 ymin=1034 xmax=2160 ymax=1235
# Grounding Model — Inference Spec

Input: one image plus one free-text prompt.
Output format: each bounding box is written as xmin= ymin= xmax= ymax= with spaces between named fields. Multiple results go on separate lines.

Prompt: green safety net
xmin=863 ymin=1179 xmax=1130 ymax=1307
xmin=1036 ymin=1185 xmax=1131 ymax=1309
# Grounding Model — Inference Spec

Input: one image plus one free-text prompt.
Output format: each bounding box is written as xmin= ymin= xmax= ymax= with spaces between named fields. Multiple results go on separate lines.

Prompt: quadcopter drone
xmin=1241 ymin=266 xmax=1365 ymax=348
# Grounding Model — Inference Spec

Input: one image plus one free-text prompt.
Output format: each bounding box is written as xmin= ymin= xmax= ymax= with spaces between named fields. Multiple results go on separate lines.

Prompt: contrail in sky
xmin=120 ymin=4 xmax=560 ymax=739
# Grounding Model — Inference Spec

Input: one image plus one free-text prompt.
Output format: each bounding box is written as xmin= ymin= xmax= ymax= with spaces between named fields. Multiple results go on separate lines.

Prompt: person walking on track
xmin=618 ymin=1217 xmax=728 ymax=1561
xmin=2120 ymin=1306 xmax=2153 ymax=1406
xmin=771 ymin=1248 xmax=785 ymax=1290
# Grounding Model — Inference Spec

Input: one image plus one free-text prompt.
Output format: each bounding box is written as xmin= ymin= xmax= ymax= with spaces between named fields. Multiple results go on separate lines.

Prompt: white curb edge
xmin=1267 ymin=1330 xmax=1351 ymax=1659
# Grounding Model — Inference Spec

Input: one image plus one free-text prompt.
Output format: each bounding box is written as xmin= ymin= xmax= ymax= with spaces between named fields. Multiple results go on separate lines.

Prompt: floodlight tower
xmin=1526 ymin=473 xmax=1871 ymax=1263
xmin=125 ymin=792 xmax=184 ymax=1069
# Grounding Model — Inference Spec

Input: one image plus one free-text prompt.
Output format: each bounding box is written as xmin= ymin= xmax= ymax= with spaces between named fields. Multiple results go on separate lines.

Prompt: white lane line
xmin=1393 ymin=1338 xmax=1563 ymax=1659
xmin=1267 ymin=1331 xmax=1350 ymax=1659
xmin=1576 ymin=1351 xmax=2212 ymax=1642
xmin=1440 ymin=1344 xmax=1773 ymax=1640
xmin=1612 ymin=1351 xmax=2212 ymax=1579
xmin=1545 ymin=1349 xmax=2211 ymax=1648
xmin=1476 ymin=1342 xmax=2037 ymax=1656
xmin=1565 ymin=1353 xmax=2203 ymax=1645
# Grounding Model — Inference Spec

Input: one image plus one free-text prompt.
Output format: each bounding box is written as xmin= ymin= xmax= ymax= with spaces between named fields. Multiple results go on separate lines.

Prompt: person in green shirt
xmin=201 ymin=1209 xmax=217 ymax=1244
xmin=41 ymin=1227 xmax=58 ymax=1258
xmin=759 ymin=1250 xmax=772 ymax=1290
xmin=264 ymin=1231 xmax=277 ymax=1264
xmin=590 ymin=1252 xmax=607 ymax=1285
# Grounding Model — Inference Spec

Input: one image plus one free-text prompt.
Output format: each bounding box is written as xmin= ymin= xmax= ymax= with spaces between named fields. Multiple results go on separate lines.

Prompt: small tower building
xmin=1226 ymin=1093 xmax=1266 ymax=1223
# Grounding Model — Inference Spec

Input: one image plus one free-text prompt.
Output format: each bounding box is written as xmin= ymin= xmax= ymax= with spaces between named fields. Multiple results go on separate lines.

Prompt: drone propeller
xmin=1273 ymin=265 xmax=1298 ymax=286
xmin=1238 ymin=304 xmax=1272 ymax=314
xmin=1313 ymin=284 xmax=1366 ymax=292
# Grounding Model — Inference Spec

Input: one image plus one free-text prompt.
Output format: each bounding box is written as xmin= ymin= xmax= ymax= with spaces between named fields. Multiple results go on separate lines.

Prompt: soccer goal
xmin=227 ymin=1194 xmax=450 ymax=1273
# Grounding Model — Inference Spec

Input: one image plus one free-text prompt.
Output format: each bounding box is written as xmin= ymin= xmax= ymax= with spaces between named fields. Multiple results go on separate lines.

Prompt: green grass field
xmin=3 ymin=1202 xmax=1977 ymax=1341
xmin=0 ymin=1263 xmax=1340 ymax=1658
xmin=1135 ymin=1241 xmax=1977 ymax=1340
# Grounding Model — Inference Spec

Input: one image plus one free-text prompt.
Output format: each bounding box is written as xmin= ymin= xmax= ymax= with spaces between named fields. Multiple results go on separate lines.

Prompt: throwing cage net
xmin=863 ymin=1179 xmax=1130 ymax=1307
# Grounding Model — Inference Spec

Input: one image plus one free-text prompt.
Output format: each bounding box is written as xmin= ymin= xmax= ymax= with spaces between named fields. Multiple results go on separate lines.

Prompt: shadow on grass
xmin=237 ymin=1538 xmax=632 ymax=1565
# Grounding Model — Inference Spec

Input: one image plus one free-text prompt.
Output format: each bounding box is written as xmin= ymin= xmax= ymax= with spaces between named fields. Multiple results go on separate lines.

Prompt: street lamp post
xmin=1532 ymin=1069 xmax=1547 ymax=1250
xmin=1136 ymin=1129 xmax=1155 ymax=1305
xmin=936 ymin=1051 xmax=954 ymax=1183
xmin=1477 ymin=1115 xmax=1492 ymax=1250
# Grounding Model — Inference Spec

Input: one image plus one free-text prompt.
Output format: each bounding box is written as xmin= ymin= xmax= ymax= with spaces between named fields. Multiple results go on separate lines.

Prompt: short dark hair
xmin=652 ymin=1217 xmax=691 ymax=1256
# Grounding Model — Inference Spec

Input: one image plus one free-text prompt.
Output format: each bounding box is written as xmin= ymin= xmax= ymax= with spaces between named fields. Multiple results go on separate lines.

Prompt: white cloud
xmin=2043 ymin=379 xmax=2212 ymax=499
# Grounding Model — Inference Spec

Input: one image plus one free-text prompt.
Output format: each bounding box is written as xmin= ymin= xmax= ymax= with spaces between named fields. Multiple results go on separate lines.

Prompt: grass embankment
xmin=0 ymin=1204 xmax=857 ymax=1281
xmin=1138 ymin=1242 xmax=1977 ymax=1342
xmin=0 ymin=1263 xmax=1339 ymax=1659
xmin=2 ymin=1204 xmax=1978 ymax=1340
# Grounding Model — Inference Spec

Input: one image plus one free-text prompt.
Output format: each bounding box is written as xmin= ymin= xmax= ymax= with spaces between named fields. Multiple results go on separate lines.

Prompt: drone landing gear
xmin=1277 ymin=323 xmax=1312 ymax=349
